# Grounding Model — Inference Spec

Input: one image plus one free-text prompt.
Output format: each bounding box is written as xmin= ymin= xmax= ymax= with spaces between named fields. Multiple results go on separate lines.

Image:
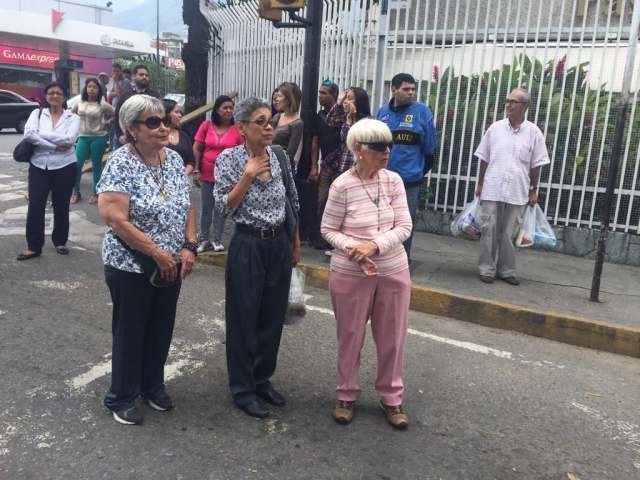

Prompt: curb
xmin=198 ymin=253 xmax=640 ymax=359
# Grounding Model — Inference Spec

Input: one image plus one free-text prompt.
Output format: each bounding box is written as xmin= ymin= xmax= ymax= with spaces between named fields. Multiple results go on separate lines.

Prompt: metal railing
xmin=202 ymin=0 xmax=640 ymax=234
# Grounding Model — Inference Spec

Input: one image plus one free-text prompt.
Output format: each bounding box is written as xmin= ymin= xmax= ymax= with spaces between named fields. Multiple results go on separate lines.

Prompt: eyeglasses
xmin=244 ymin=117 xmax=272 ymax=127
xmin=505 ymin=99 xmax=526 ymax=105
xmin=46 ymin=91 xmax=64 ymax=97
xmin=134 ymin=116 xmax=171 ymax=129
xmin=362 ymin=142 xmax=393 ymax=152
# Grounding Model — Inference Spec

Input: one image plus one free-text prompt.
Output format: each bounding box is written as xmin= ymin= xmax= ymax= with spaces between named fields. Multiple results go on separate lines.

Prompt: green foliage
xmin=420 ymin=54 xmax=634 ymax=224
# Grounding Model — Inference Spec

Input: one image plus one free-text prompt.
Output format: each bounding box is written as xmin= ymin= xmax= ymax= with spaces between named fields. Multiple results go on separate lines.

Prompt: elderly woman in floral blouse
xmin=97 ymin=94 xmax=197 ymax=426
xmin=214 ymin=97 xmax=300 ymax=419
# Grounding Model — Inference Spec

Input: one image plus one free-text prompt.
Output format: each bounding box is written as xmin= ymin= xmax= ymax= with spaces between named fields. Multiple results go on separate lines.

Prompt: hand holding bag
xmin=115 ymin=235 xmax=181 ymax=288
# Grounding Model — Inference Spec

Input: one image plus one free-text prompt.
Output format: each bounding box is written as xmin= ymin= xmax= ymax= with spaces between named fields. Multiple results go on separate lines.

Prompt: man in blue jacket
xmin=377 ymin=73 xmax=437 ymax=259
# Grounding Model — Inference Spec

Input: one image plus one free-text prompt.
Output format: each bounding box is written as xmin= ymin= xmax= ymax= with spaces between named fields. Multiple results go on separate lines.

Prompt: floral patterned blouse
xmin=97 ymin=146 xmax=191 ymax=273
xmin=213 ymin=145 xmax=299 ymax=229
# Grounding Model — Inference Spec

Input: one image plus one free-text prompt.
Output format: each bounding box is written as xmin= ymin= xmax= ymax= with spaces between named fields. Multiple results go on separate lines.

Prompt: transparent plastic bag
xmin=451 ymin=198 xmax=482 ymax=240
xmin=533 ymin=204 xmax=557 ymax=248
xmin=515 ymin=206 xmax=535 ymax=248
xmin=284 ymin=267 xmax=306 ymax=325
xmin=516 ymin=204 xmax=556 ymax=249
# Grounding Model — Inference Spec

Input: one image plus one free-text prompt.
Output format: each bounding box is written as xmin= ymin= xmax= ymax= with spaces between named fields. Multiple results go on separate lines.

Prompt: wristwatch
xmin=529 ymin=186 xmax=537 ymax=192
xmin=182 ymin=240 xmax=198 ymax=256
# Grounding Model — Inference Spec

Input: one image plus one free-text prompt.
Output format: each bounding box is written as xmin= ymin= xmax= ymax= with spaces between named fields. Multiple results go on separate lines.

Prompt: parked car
xmin=0 ymin=90 xmax=39 ymax=133
xmin=164 ymin=93 xmax=185 ymax=107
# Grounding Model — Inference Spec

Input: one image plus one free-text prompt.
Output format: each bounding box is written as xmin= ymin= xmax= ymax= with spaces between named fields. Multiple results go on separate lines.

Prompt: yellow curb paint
xmin=197 ymin=253 xmax=640 ymax=358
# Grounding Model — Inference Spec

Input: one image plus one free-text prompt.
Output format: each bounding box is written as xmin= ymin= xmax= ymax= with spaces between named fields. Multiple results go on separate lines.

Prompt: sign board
xmin=54 ymin=59 xmax=84 ymax=70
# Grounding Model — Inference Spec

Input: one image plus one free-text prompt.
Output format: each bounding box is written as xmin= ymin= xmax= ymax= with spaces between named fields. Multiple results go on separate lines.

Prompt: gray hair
xmin=514 ymin=87 xmax=531 ymax=104
xmin=119 ymin=94 xmax=165 ymax=140
xmin=234 ymin=96 xmax=271 ymax=123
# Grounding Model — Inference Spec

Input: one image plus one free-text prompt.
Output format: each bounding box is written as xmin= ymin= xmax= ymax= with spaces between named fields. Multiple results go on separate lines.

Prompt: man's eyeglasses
xmin=505 ymin=99 xmax=526 ymax=105
xmin=362 ymin=142 xmax=393 ymax=152
xmin=134 ymin=116 xmax=171 ymax=129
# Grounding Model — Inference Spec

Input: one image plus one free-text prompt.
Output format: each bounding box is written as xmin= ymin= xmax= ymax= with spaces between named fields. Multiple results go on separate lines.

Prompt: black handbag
xmin=271 ymin=145 xmax=299 ymax=239
xmin=13 ymin=109 xmax=41 ymax=163
xmin=115 ymin=235 xmax=181 ymax=288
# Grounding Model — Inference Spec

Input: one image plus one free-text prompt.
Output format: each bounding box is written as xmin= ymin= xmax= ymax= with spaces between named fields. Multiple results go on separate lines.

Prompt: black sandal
xmin=17 ymin=250 xmax=41 ymax=261
xmin=55 ymin=246 xmax=70 ymax=255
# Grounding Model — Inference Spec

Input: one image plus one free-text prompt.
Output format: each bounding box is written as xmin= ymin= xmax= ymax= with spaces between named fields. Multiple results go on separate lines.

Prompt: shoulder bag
xmin=13 ymin=109 xmax=42 ymax=163
xmin=271 ymin=144 xmax=299 ymax=239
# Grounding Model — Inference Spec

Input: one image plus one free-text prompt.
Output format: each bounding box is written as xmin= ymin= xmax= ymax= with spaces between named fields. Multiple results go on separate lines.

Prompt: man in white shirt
xmin=474 ymin=88 xmax=550 ymax=285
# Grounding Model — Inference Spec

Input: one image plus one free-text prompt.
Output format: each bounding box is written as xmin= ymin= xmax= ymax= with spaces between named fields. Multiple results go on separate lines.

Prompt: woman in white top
xmin=17 ymin=81 xmax=80 ymax=261
xmin=71 ymin=77 xmax=114 ymax=204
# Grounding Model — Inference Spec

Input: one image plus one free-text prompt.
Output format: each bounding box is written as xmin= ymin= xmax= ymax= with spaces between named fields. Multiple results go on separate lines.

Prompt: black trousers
xmin=225 ymin=228 xmax=293 ymax=406
xmin=103 ymin=266 xmax=181 ymax=411
xmin=26 ymin=163 xmax=76 ymax=252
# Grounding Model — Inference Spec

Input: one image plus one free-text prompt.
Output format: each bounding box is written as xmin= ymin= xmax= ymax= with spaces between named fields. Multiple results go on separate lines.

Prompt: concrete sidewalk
xmin=202 ymin=227 xmax=640 ymax=358
xmin=304 ymin=230 xmax=640 ymax=330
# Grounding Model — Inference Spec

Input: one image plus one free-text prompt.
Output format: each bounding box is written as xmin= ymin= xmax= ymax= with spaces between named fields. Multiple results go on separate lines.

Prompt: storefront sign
xmin=0 ymin=44 xmax=110 ymax=74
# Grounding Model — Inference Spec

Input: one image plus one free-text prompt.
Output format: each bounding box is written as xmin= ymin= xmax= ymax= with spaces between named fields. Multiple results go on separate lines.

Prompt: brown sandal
xmin=70 ymin=192 xmax=81 ymax=204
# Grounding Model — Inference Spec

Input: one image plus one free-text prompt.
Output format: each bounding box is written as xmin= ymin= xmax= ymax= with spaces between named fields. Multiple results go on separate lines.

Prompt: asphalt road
xmin=0 ymin=136 xmax=638 ymax=479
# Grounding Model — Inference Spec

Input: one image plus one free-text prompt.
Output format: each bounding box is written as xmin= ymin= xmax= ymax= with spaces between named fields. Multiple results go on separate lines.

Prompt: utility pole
xmin=299 ymin=0 xmax=323 ymax=178
xmin=590 ymin=2 xmax=640 ymax=301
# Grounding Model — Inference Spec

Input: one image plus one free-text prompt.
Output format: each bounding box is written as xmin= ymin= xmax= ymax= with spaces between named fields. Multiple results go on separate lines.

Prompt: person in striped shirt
xmin=321 ymin=118 xmax=413 ymax=430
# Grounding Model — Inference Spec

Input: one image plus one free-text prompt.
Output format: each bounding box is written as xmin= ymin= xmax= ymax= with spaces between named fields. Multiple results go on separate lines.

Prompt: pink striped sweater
xmin=321 ymin=168 xmax=412 ymax=277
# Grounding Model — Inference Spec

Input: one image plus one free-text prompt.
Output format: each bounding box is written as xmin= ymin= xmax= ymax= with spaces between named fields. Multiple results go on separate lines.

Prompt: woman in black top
xmin=163 ymin=99 xmax=195 ymax=175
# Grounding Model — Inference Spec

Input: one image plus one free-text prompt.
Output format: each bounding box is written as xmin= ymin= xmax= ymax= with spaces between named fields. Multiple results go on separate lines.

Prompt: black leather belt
xmin=236 ymin=223 xmax=283 ymax=240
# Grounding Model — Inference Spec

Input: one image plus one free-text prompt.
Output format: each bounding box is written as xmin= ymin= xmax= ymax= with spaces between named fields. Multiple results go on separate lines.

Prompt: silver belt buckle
xmin=260 ymin=228 xmax=272 ymax=240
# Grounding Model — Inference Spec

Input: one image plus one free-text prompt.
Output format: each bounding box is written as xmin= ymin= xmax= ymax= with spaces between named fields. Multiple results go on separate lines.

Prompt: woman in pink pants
xmin=321 ymin=119 xmax=412 ymax=429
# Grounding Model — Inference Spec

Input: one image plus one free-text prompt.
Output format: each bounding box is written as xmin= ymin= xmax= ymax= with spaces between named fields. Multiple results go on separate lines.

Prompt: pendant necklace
xmin=355 ymin=167 xmax=381 ymax=231
xmin=132 ymin=144 xmax=168 ymax=201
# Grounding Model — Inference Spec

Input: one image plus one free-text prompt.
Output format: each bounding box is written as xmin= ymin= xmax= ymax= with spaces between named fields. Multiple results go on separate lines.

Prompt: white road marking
xmin=407 ymin=327 xmax=513 ymax=359
xmin=30 ymin=280 xmax=81 ymax=291
xmin=306 ymin=303 xmax=565 ymax=369
xmin=0 ymin=310 xmax=5 ymax=316
xmin=0 ymin=174 xmax=13 ymax=179
xmin=0 ymin=192 xmax=24 ymax=202
xmin=68 ymin=359 xmax=112 ymax=391
xmin=570 ymin=401 xmax=640 ymax=470
xmin=306 ymin=305 xmax=335 ymax=316
xmin=0 ymin=180 xmax=26 ymax=191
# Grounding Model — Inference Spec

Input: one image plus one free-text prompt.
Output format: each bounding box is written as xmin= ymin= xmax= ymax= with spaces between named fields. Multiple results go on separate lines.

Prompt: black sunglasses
xmin=134 ymin=116 xmax=171 ymax=129
xmin=244 ymin=116 xmax=272 ymax=127
xmin=362 ymin=142 xmax=393 ymax=152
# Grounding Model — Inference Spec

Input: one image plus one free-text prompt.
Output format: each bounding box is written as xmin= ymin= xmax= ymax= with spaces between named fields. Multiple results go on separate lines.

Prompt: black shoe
xmin=498 ymin=276 xmax=520 ymax=286
xmin=256 ymin=387 xmax=286 ymax=407
xmin=112 ymin=406 xmax=143 ymax=425
xmin=16 ymin=250 xmax=41 ymax=261
xmin=144 ymin=390 xmax=174 ymax=411
xmin=238 ymin=399 xmax=270 ymax=418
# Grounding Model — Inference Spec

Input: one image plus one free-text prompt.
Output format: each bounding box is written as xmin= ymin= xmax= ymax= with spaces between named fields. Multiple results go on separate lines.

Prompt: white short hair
xmin=346 ymin=118 xmax=393 ymax=154
xmin=119 ymin=94 xmax=164 ymax=139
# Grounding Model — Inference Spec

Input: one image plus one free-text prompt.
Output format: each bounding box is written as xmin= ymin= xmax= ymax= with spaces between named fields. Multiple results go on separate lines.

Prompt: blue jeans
xmin=403 ymin=184 xmax=421 ymax=259
xmin=199 ymin=180 xmax=226 ymax=243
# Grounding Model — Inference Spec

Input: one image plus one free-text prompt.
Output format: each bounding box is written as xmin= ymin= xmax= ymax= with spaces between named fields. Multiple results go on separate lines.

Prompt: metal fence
xmin=202 ymin=0 xmax=640 ymax=234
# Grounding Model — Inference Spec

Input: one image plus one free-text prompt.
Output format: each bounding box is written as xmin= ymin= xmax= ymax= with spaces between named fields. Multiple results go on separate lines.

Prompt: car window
xmin=0 ymin=92 xmax=15 ymax=104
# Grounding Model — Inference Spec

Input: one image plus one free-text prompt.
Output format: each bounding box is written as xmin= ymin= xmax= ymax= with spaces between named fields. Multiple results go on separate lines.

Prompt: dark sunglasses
xmin=362 ymin=142 xmax=393 ymax=152
xmin=134 ymin=116 xmax=171 ymax=129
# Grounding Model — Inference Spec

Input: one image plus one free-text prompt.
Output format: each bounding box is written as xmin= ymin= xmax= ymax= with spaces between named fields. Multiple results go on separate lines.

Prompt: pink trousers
xmin=329 ymin=269 xmax=411 ymax=407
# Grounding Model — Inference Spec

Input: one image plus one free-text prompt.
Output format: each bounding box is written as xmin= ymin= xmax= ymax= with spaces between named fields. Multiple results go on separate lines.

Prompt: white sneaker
xmin=197 ymin=241 xmax=212 ymax=253
xmin=212 ymin=242 xmax=225 ymax=252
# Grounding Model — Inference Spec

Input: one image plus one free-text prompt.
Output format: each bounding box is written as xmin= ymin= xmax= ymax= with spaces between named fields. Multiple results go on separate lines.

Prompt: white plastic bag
xmin=284 ymin=267 xmax=306 ymax=325
xmin=533 ymin=204 xmax=557 ymax=248
xmin=451 ymin=198 xmax=482 ymax=240
xmin=516 ymin=204 xmax=557 ymax=248
xmin=515 ymin=206 xmax=535 ymax=248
